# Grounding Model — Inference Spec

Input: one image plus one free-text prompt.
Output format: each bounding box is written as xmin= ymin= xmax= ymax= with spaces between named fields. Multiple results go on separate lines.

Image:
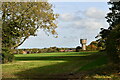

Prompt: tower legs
xmin=82 ymin=44 xmax=86 ymax=50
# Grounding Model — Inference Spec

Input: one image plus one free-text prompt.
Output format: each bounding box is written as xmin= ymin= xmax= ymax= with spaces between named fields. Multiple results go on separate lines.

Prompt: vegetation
xmin=97 ymin=1 xmax=120 ymax=63
xmin=86 ymin=41 xmax=101 ymax=51
xmin=2 ymin=48 xmax=14 ymax=63
xmin=15 ymin=47 xmax=61 ymax=54
xmin=12 ymin=42 xmax=105 ymax=54
xmin=13 ymin=47 xmax=76 ymax=54
xmin=2 ymin=52 xmax=119 ymax=79
xmin=76 ymin=46 xmax=82 ymax=52
xmin=1 ymin=2 xmax=58 ymax=63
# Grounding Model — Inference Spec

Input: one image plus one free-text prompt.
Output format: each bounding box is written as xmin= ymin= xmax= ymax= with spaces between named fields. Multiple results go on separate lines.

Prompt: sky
xmin=18 ymin=2 xmax=110 ymax=49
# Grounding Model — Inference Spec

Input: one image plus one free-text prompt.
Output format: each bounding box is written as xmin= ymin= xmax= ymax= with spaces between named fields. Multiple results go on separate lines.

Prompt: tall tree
xmin=97 ymin=1 xmax=120 ymax=63
xmin=2 ymin=2 xmax=58 ymax=49
xmin=1 ymin=2 xmax=58 ymax=63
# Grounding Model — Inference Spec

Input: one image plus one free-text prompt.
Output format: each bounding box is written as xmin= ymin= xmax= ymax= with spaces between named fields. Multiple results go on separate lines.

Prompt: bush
xmin=2 ymin=48 xmax=14 ymax=63
xmin=76 ymin=46 xmax=82 ymax=52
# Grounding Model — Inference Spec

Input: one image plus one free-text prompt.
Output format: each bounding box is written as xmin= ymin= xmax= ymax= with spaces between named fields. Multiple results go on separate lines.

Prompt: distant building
xmin=22 ymin=51 xmax=27 ymax=54
xmin=60 ymin=50 xmax=65 ymax=52
xmin=60 ymin=48 xmax=75 ymax=52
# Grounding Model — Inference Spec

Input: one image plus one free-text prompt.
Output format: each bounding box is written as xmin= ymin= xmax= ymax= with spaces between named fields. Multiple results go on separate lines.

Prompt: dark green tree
xmin=97 ymin=1 xmax=120 ymax=63
xmin=76 ymin=46 xmax=82 ymax=52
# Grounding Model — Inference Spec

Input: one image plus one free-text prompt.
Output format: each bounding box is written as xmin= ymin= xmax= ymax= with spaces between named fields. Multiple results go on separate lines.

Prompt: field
xmin=2 ymin=52 xmax=119 ymax=80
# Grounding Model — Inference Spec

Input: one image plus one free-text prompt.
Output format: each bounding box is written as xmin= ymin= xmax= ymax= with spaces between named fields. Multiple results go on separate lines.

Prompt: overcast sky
xmin=18 ymin=2 xmax=109 ymax=49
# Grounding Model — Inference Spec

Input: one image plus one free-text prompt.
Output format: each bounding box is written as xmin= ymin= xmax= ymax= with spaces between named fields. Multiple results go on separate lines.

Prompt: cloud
xmin=59 ymin=7 xmax=106 ymax=22
xmin=59 ymin=13 xmax=81 ymax=22
xmin=59 ymin=7 xmax=107 ymax=30
xmin=84 ymin=7 xmax=106 ymax=19
xmin=73 ymin=19 xmax=103 ymax=30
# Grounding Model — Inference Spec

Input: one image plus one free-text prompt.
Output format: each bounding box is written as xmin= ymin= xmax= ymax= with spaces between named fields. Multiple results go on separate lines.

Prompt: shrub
xmin=2 ymin=48 xmax=14 ymax=63
xmin=76 ymin=46 xmax=82 ymax=52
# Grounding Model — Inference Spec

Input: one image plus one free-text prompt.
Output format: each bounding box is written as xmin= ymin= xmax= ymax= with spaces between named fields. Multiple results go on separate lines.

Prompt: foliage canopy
xmin=97 ymin=1 xmax=120 ymax=63
xmin=2 ymin=2 xmax=58 ymax=49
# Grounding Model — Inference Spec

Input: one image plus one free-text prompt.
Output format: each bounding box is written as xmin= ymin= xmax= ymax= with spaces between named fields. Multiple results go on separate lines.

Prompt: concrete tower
xmin=80 ymin=39 xmax=87 ymax=50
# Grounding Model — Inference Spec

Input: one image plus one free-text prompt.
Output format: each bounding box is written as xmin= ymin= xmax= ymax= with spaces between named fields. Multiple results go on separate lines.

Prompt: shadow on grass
xmin=4 ymin=52 xmax=111 ymax=80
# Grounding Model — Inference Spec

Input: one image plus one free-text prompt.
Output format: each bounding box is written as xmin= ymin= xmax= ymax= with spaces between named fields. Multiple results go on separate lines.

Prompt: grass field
xmin=2 ymin=52 xmax=119 ymax=80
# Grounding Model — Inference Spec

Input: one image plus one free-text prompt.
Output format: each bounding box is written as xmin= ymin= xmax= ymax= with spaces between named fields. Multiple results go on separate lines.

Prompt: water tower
xmin=80 ymin=39 xmax=87 ymax=50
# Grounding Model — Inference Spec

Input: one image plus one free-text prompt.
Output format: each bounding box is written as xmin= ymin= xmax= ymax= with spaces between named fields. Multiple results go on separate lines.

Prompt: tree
xmin=97 ymin=1 xmax=120 ymax=63
xmin=87 ymin=41 xmax=98 ymax=51
xmin=2 ymin=2 xmax=58 ymax=49
xmin=1 ymin=2 xmax=58 ymax=63
xmin=76 ymin=46 xmax=82 ymax=52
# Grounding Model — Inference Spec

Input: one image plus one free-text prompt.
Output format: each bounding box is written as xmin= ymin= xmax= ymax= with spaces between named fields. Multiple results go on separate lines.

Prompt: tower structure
xmin=80 ymin=39 xmax=87 ymax=50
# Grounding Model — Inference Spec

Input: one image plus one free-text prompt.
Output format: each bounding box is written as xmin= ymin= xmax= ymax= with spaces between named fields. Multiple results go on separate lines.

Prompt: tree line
xmin=96 ymin=1 xmax=120 ymax=64
xmin=15 ymin=42 xmax=103 ymax=54
xmin=13 ymin=47 xmax=63 ymax=54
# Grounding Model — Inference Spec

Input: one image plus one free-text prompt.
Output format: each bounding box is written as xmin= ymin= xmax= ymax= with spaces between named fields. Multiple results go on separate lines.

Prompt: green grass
xmin=2 ymin=51 xmax=111 ymax=79
xmin=80 ymin=56 xmax=107 ymax=70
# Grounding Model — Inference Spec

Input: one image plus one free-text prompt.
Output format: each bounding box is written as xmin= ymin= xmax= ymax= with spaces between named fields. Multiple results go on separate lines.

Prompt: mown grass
xmin=2 ymin=51 xmax=119 ymax=80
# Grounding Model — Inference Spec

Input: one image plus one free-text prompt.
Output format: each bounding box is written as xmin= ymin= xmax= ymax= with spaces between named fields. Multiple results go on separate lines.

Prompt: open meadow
xmin=2 ymin=52 xmax=119 ymax=80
